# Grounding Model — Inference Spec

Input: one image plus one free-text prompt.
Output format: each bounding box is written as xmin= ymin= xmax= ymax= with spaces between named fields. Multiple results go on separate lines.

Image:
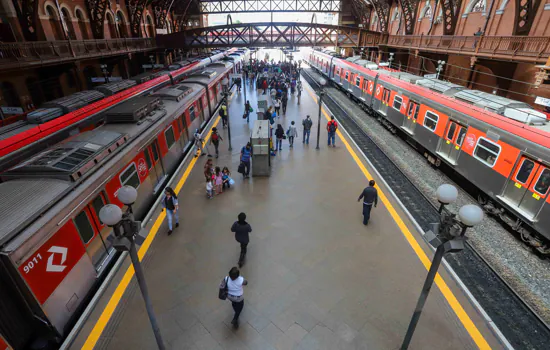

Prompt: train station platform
xmin=69 ymin=78 xmax=503 ymax=350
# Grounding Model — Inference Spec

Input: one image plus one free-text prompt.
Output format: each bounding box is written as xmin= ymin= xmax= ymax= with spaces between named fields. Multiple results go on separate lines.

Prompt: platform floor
xmin=71 ymin=79 xmax=503 ymax=350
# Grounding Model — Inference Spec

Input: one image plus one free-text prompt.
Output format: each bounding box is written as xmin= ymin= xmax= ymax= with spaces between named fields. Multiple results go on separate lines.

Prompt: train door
xmin=379 ymin=88 xmax=391 ymax=115
xmin=437 ymin=121 xmax=466 ymax=164
xmin=88 ymin=193 xmax=114 ymax=268
xmin=501 ymin=157 xmax=550 ymax=219
xmin=144 ymin=140 xmax=166 ymax=192
xmin=402 ymin=100 xmax=419 ymax=133
xmin=73 ymin=201 xmax=110 ymax=271
xmin=177 ymin=113 xmax=189 ymax=149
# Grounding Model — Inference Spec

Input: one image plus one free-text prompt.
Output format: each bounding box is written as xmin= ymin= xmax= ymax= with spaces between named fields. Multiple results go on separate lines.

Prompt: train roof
xmin=0 ymin=62 xmax=231 ymax=251
xmin=416 ymin=79 xmax=466 ymax=96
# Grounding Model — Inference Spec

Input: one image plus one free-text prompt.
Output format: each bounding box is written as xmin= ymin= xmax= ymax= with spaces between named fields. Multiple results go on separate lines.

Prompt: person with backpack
xmin=244 ymin=100 xmax=252 ymax=123
xmin=287 ymin=121 xmax=297 ymax=148
xmin=219 ymin=104 xmax=228 ymax=128
xmin=161 ymin=187 xmax=179 ymax=235
xmin=231 ymin=212 xmax=252 ymax=267
xmin=274 ymin=124 xmax=285 ymax=152
xmin=357 ymin=180 xmax=378 ymax=225
xmin=210 ymin=127 xmax=223 ymax=158
xmin=302 ymin=115 xmax=312 ymax=144
xmin=327 ymin=116 xmax=338 ymax=147
xmin=219 ymin=266 xmax=248 ymax=328
xmin=239 ymin=142 xmax=252 ymax=178
xmin=193 ymin=129 xmax=211 ymax=157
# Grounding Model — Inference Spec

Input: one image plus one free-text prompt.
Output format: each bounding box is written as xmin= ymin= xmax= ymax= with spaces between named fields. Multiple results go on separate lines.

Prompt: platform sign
xmin=18 ymin=222 xmax=87 ymax=304
xmin=424 ymin=74 xmax=438 ymax=79
xmin=1 ymin=106 xmax=24 ymax=115
xmin=535 ymin=96 xmax=550 ymax=107
xmin=91 ymin=77 xmax=122 ymax=83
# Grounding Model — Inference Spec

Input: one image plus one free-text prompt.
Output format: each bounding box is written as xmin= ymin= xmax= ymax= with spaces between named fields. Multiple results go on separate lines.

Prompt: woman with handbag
xmin=219 ymin=266 xmax=248 ymax=329
xmin=275 ymin=124 xmax=285 ymax=153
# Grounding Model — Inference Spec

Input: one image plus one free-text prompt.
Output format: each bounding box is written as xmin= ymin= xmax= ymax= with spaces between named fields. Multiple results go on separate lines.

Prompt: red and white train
xmin=306 ymin=48 xmax=550 ymax=253
xmin=0 ymin=49 xmax=248 ymax=349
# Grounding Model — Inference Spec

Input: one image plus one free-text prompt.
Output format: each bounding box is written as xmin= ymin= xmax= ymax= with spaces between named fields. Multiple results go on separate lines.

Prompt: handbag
xmin=229 ymin=178 xmax=235 ymax=185
xmin=218 ymin=277 xmax=229 ymax=300
xmin=243 ymin=114 xmax=247 ymax=119
xmin=238 ymin=162 xmax=245 ymax=174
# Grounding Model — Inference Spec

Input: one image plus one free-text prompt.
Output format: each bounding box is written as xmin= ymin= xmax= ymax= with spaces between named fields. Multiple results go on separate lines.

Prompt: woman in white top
xmin=224 ymin=267 xmax=248 ymax=328
xmin=287 ymin=121 xmax=298 ymax=149
xmin=273 ymin=98 xmax=281 ymax=116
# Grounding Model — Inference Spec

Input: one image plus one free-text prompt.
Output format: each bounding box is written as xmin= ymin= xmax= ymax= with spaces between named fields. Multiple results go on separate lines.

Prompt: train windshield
xmin=534 ymin=168 xmax=550 ymax=195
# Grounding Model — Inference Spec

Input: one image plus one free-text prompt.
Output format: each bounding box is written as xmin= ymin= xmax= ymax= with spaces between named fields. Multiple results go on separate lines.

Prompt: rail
xmin=383 ymin=35 xmax=550 ymax=64
xmin=0 ymin=38 xmax=157 ymax=71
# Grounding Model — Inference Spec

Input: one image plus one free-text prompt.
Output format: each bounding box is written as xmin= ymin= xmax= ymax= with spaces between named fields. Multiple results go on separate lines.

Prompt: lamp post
xmin=401 ymin=184 xmax=484 ymax=350
xmin=99 ymin=186 xmax=165 ymax=350
xmin=388 ymin=52 xmax=395 ymax=69
xmin=436 ymin=60 xmax=446 ymax=80
xmin=222 ymin=77 xmax=232 ymax=151
xmin=100 ymin=64 xmax=109 ymax=83
xmin=316 ymin=78 xmax=327 ymax=150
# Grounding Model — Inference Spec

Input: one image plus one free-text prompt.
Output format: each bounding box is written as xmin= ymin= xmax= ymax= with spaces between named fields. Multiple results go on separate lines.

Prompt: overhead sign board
xmin=424 ymin=74 xmax=438 ymax=79
xmin=1 ymin=106 xmax=24 ymax=115
xmin=535 ymin=96 xmax=550 ymax=107
xmin=18 ymin=223 xmax=86 ymax=304
xmin=142 ymin=64 xmax=153 ymax=69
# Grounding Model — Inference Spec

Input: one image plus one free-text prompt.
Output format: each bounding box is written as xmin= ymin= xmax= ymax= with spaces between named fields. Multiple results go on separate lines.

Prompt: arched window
xmin=61 ymin=8 xmax=76 ymax=40
xmin=26 ymin=77 xmax=44 ymax=107
xmin=1 ymin=82 xmax=20 ymax=108
xmin=75 ymin=9 xmax=89 ymax=40
xmin=471 ymin=0 xmax=486 ymax=12
xmin=146 ymin=15 xmax=154 ymax=38
xmin=106 ymin=12 xmax=117 ymax=38
xmin=46 ymin=5 xmax=64 ymax=40
xmin=116 ymin=11 xmax=127 ymax=38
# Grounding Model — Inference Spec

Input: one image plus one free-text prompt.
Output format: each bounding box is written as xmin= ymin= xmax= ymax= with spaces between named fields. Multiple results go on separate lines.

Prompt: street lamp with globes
xmin=401 ymin=184 xmax=484 ymax=350
xmin=316 ymin=77 xmax=327 ymax=150
xmin=99 ymin=186 xmax=165 ymax=350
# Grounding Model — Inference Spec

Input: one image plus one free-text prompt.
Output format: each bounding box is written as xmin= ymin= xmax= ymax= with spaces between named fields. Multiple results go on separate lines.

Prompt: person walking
xmin=240 ymin=142 xmax=252 ymax=178
xmin=220 ymin=266 xmax=248 ymax=328
xmin=244 ymin=100 xmax=252 ymax=123
xmin=194 ymin=129 xmax=211 ymax=157
xmin=274 ymin=97 xmax=281 ymax=117
xmin=161 ymin=187 xmax=179 ymax=235
xmin=357 ymin=180 xmax=378 ymax=225
xmin=287 ymin=121 xmax=297 ymax=148
xmin=302 ymin=115 xmax=312 ymax=144
xmin=262 ymin=78 xmax=268 ymax=94
xmin=297 ymin=80 xmax=302 ymax=105
xmin=220 ymin=104 xmax=228 ymax=128
xmin=281 ymin=93 xmax=288 ymax=115
xmin=231 ymin=212 xmax=252 ymax=267
xmin=275 ymin=124 xmax=285 ymax=152
xmin=327 ymin=116 xmax=338 ymax=147
xmin=210 ymin=127 xmax=223 ymax=158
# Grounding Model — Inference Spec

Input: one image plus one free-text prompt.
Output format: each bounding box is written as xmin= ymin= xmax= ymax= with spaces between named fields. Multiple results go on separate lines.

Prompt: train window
xmin=144 ymin=148 xmax=153 ymax=169
xmin=456 ymin=127 xmax=466 ymax=146
xmin=189 ymin=106 xmax=196 ymax=122
xmin=407 ymin=102 xmax=419 ymax=120
xmin=516 ymin=159 xmax=535 ymax=184
xmin=474 ymin=137 xmax=500 ymax=167
xmin=151 ymin=142 xmax=159 ymax=162
xmin=446 ymin=123 xmax=457 ymax=140
xmin=165 ymin=126 xmax=176 ymax=149
xmin=355 ymin=76 xmax=361 ymax=86
xmin=423 ymin=111 xmax=438 ymax=131
xmin=534 ymin=168 xmax=550 ymax=195
xmin=393 ymin=96 xmax=402 ymax=111
xmin=345 ymin=71 xmax=349 ymax=80
xmin=91 ymin=195 xmax=106 ymax=225
xmin=74 ymin=211 xmax=95 ymax=244
xmin=120 ymin=163 xmax=140 ymax=189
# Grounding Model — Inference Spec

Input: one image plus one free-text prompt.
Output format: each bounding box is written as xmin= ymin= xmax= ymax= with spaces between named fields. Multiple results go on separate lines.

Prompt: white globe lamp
xmin=99 ymin=204 xmax=123 ymax=227
xmin=458 ymin=204 xmax=484 ymax=227
xmin=436 ymin=184 xmax=458 ymax=205
xmin=118 ymin=185 xmax=138 ymax=205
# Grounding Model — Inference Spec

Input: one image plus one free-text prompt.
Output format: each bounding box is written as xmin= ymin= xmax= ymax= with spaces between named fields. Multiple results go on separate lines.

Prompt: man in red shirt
xmin=326 ymin=116 xmax=338 ymax=147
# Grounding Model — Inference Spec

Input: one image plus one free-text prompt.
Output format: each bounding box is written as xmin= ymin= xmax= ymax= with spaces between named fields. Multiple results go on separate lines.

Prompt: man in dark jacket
xmin=231 ymin=212 xmax=252 ymax=267
xmin=358 ymin=180 xmax=378 ymax=225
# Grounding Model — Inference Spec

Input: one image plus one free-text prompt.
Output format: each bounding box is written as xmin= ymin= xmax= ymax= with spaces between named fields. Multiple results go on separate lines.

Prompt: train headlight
xmin=99 ymin=204 xmax=123 ymax=226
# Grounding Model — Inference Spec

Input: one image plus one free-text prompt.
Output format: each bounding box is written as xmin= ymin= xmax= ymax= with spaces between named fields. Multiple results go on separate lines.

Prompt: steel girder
xmin=158 ymin=22 xmax=382 ymax=48
xmin=153 ymin=0 xmax=172 ymax=28
xmin=370 ymin=0 xmax=391 ymax=33
xmin=85 ymin=0 xmax=109 ymax=39
xmin=398 ymin=0 xmax=420 ymax=34
xmin=514 ymin=0 xmax=543 ymax=35
xmin=198 ymin=0 xmax=342 ymax=13
xmin=349 ymin=0 xmax=373 ymax=29
xmin=12 ymin=0 xmax=39 ymax=41
xmin=441 ymin=0 xmax=461 ymax=35
xmin=126 ymin=0 xmax=149 ymax=37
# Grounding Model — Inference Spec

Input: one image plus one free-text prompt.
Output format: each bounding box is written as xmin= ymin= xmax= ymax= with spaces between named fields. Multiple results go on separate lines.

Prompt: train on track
xmin=306 ymin=48 xmax=550 ymax=255
xmin=0 ymin=48 xmax=249 ymax=349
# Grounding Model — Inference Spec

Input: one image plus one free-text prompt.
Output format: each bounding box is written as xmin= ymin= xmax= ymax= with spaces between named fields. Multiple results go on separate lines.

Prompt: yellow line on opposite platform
xmin=305 ymin=86 xmax=491 ymax=350
xmin=81 ymin=116 xmax=221 ymax=350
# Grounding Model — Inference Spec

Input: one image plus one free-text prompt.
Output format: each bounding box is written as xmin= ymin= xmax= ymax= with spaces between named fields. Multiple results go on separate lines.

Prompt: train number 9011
xmin=23 ymin=253 xmax=43 ymax=274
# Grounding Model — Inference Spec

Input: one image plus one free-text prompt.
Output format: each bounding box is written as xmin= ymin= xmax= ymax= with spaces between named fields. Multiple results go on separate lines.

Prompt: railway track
xmin=302 ymin=68 xmax=550 ymax=349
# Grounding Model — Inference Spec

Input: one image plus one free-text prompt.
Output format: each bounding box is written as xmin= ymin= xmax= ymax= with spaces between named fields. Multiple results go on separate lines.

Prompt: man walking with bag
xmin=239 ymin=142 xmax=252 ymax=178
xmin=231 ymin=212 xmax=252 ymax=267
xmin=358 ymin=180 xmax=378 ymax=225
xmin=210 ymin=127 xmax=223 ymax=158
xmin=327 ymin=115 xmax=338 ymax=147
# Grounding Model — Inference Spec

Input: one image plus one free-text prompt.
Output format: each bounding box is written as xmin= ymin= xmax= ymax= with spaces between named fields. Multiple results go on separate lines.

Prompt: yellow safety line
xmin=81 ymin=116 xmax=221 ymax=350
xmin=305 ymin=87 xmax=491 ymax=350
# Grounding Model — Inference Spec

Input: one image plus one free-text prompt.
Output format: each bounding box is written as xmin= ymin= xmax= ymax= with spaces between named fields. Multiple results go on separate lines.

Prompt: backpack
xmin=212 ymin=133 xmax=219 ymax=142
xmin=329 ymin=121 xmax=337 ymax=133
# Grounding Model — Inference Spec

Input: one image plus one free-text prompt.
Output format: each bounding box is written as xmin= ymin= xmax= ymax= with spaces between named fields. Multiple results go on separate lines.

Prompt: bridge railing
xmin=0 ymin=38 xmax=156 ymax=70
